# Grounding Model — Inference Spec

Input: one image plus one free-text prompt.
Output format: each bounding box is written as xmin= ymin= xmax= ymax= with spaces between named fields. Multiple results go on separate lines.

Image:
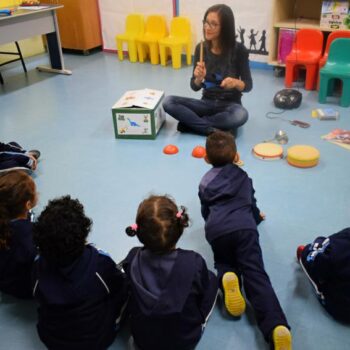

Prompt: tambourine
xmin=252 ymin=143 xmax=284 ymax=160
xmin=287 ymin=145 xmax=320 ymax=168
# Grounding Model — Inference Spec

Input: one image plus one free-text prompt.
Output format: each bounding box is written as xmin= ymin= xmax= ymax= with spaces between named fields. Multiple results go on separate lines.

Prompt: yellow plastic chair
xmin=136 ymin=15 xmax=167 ymax=65
xmin=159 ymin=17 xmax=192 ymax=69
xmin=116 ymin=14 xmax=144 ymax=62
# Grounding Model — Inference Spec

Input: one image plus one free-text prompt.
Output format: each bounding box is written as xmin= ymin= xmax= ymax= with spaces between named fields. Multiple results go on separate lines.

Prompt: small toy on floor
xmin=163 ymin=144 xmax=179 ymax=155
xmin=286 ymin=145 xmax=320 ymax=168
xmin=264 ymin=130 xmax=289 ymax=144
xmin=252 ymin=143 xmax=284 ymax=161
xmin=192 ymin=146 xmax=206 ymax=158
xmin=311 ymin=108 xmax=339 ymax=121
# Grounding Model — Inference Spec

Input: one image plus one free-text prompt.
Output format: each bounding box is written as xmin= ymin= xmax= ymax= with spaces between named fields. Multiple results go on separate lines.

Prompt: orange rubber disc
xmin=163 ymin=144 xmax=179 ymax=155
xmin=192 ymin=146 xmax=206 ymax=158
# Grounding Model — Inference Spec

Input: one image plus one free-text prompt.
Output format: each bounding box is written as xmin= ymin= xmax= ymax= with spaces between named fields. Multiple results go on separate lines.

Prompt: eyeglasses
xmin=202 ymin=20 xmax=220 ymax=30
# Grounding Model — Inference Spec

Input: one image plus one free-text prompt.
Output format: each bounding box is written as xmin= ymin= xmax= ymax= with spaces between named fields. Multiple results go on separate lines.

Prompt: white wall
xmin=98 ymin=0 xmax=174 ymax=51
xmin=98 ymin=0 xmax=273 ymax=62
xmin=179 ymin=0 xmax=273 ymax=62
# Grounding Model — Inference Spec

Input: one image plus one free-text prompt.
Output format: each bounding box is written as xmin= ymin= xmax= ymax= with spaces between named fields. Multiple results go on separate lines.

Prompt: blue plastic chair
xmin=318 ymin=38 xmax=350 ymax=107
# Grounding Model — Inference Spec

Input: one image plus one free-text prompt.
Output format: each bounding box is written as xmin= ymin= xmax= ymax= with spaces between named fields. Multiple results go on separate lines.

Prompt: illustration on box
xmin=117 ymin=107 xmax=165 ymax=136
xmin=114 ymin=89 xmax=163 ymax=109
xmin=117 ymin=113 xmax=152 ymax=135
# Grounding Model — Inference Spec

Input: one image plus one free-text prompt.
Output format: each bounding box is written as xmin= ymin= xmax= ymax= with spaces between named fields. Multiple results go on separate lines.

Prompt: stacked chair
xmin=116 ymin=14 xmax=192 ymax=69
xmin=116 ymin=14 xmax=144 ymax=63
xmin=159 ymin=16 xmax=192 ymax=69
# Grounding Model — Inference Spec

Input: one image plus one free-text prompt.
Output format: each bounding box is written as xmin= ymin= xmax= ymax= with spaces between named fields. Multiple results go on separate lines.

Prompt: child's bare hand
xmin=28 ymin=154 xmax=38 ymax=170
xmin=260 ymin=212 xmax=266 ymax=220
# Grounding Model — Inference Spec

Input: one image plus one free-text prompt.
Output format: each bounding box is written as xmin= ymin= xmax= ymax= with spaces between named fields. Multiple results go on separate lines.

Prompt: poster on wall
xmin=98 ymin=0 xmax=174 ymax=51
xmin=178 ymin=0 xmax=273 ymax=63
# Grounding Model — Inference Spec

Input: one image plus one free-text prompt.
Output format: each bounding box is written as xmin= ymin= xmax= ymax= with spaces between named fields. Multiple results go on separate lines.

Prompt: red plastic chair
xmin=317 ymin=30 xmax=350 ymax=90
xmin=285 ymin=29 xmax=323 ymax=90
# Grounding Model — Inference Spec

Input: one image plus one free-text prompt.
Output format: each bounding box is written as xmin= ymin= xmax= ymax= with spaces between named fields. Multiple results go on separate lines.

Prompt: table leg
xmin=37 ymin=10 xmax=72 ymax=75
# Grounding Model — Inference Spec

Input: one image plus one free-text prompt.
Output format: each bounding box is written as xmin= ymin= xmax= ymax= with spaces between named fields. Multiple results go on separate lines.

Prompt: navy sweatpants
xmin=210 ymin=230 xmax=289 ymax=341
xmin=300 ymin=237 xmax=350 ymax=323
xmin=0 ymin=141 xmax=32 ymax=172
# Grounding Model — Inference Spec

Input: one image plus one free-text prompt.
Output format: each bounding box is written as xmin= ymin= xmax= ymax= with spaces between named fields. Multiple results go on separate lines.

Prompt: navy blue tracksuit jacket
xmin=0 ymin=219 xmax=36 ymax=298
xmin=301 ymin=228 xmax=350 ymax=323
xmin=32 ymin=245 xmax=128 ymax=350
xmin=123 ymin=247 xmax=218 ymax=350
xmin=199 ymin=163 xmax=262 ymax=243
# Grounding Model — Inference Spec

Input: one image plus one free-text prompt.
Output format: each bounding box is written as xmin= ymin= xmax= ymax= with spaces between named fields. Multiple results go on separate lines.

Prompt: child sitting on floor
xmin=123 ymin=195 xmax=218 ymax=350
xmin=0 ymin=170 xmax=37 ymax=298
xmin=297 ymin=228 xmax=350 ymax=323
xmin=0 ymin=141 xmax=40 ymax=173
xmin=32 ymin=195 xmax=128 ymax=350
xmin=198 ymin=131 xmax=292 ymax=350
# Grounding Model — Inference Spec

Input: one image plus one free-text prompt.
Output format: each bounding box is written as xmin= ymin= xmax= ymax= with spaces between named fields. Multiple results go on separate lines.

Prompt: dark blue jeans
xmin=162 ymin=95 xmax=248 ymax=135
xmin=210 ymin=230 xmax=289 ymax=342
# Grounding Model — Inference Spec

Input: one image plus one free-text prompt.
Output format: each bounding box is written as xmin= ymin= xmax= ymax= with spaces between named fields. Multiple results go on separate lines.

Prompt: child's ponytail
xmin=129 ymin=195 xmax=191 ymax=253
xmin=176 ymin=206 xmax=189 ymax=230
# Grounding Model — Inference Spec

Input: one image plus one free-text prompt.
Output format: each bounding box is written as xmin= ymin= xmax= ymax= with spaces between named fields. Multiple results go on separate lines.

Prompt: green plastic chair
xmin=319 ymin=38 xmax=350 ymax=107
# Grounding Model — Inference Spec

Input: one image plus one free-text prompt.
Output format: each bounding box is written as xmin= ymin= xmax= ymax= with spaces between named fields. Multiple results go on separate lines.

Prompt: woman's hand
xmin=193 ymin=62 xmax=206 ymax=86
xmin=220 ymin=77 xmax=245 ymax=91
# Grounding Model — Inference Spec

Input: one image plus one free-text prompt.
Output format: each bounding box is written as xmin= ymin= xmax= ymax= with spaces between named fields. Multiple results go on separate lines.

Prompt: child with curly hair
xmin=0 ymin=170 xmax=37 ymax=298
xmin=123 ymin=195 xmax=218 ymax=350
xmin=32 ymin=195 xmax=128 ymax=350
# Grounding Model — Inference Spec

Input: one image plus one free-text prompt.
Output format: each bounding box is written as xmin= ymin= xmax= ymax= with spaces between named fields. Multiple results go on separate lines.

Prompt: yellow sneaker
xmin=272 ymin=325 xmax=292 ymax=350
xmin=222 ymin=272 xmax=246 ymax=317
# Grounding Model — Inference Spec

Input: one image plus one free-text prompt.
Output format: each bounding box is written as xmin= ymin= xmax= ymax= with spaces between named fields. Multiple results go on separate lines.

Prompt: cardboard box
xmin=320 ymin=1 xmax=349 ymax=29
xmin=112 ymin=89 xmax=166 ymax=140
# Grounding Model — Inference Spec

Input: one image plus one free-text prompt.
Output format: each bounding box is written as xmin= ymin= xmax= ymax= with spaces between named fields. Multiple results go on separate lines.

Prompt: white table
xmin=0 ymin=5 xmax=71 ymax=75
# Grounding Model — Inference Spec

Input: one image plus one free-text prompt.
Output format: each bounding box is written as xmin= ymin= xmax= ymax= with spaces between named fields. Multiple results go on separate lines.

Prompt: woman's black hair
xmin=126 ymin=195 xmax=189 ymax=254
xmin=0 ymin=171 xmax=36 ymax=250
xmin=203 ymin=4 xmax=236 ymax=54
xmin=33 ymin=195 xmax=92 ymax=266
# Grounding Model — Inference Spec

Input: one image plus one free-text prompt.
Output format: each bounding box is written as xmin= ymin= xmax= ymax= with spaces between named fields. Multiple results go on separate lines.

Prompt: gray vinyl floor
xmin=1 ymin=51 xmax=349 ymax=349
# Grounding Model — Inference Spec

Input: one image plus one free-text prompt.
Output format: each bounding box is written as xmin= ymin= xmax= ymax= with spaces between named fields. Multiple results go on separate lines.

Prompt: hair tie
xmin=125 ymin=224 xmax=138 ymax=237
xmin=176 ymin=210 xmax=183 ymax=218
